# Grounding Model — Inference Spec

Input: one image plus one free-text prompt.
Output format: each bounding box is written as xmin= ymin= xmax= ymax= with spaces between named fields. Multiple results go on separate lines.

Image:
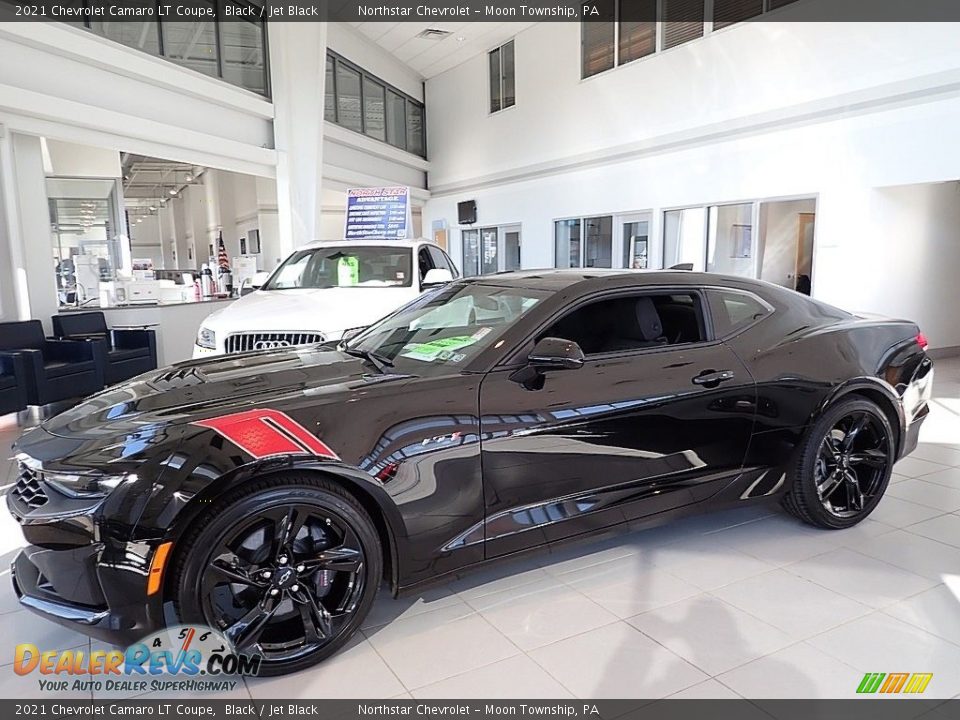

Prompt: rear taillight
xmin=916 ymin=332 xmax=929 ymax=350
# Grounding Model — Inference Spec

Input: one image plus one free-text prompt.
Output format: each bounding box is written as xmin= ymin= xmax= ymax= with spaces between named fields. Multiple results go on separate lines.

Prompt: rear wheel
xmin=170 ymin=474 xmax=381 ymax=676
xmin=782 ymin=397 xmax=894 ymax=529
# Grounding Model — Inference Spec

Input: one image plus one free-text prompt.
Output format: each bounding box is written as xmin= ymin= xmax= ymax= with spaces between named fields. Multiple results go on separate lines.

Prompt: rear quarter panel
xmin=722 ymin=284 xmax=924 ymax=472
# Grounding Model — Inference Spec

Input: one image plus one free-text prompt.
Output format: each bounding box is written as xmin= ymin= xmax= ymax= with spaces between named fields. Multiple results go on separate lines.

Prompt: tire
xmin=170 ymin=473 xmax=382 ymax=676
xmin=782 ymin=396 xmax=895 ymax=529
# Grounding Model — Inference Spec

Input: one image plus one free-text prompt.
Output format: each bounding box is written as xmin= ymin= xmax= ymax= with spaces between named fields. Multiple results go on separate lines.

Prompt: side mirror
xmin=421 ymin=268 xmax=454 ymax=289
xmin=528 ymin=337 xmax=585 ymax=371
xmin=240 ymin=271 xmax=270 ymax=297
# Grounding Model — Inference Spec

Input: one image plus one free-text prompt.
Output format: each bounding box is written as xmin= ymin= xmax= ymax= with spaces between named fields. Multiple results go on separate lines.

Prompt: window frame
xmin=488 ymin=39 xmax=516 ymax=114
xmin=78 ymin=0 xmax=270 ymax=97
xmin=498 ymin=285 xmax=719 ymax=368
xmin=325 ymin=50 xmax=427 ymax=159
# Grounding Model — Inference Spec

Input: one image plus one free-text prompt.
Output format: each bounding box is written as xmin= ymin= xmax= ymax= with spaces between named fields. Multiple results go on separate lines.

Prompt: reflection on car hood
xmin=203 ymin=286 xmax=417 ymax=337
xmin=39 ymin=346 xmax=410 ymax=439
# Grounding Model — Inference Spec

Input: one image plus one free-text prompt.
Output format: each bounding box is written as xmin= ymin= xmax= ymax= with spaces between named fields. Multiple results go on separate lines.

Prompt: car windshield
xmin=263 ymin=245 xmax=413 ymax=290
xmin=346 ymin=283 xmax=549 ymax=375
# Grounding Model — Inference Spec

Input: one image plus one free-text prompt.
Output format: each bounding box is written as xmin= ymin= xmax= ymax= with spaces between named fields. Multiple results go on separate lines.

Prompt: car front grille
xmin=11 ymin=462 xmax=49 ymax=515
xmin=225 ymin=332 xmax=325 ymax=354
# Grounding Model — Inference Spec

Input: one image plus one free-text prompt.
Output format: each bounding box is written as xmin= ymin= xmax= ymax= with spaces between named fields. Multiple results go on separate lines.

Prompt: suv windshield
xmin=346 ymin=283 xmax=549 ymax=375
xmin=263 ymin=245 xmax=413 ymax=290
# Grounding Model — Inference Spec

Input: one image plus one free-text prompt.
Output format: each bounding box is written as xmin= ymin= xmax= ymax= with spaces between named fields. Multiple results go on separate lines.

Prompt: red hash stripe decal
xmin=193 ymin=409 xmax=340 ymax=460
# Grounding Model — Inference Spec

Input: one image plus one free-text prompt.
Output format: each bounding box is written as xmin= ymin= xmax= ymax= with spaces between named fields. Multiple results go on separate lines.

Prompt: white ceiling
xmin=349 ymin=21 xmax=534 ymax=79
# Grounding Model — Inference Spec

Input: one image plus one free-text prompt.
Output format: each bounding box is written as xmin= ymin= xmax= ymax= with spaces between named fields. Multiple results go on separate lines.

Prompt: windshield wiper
xmin=343 ymin=346 xmax=394 ymax=374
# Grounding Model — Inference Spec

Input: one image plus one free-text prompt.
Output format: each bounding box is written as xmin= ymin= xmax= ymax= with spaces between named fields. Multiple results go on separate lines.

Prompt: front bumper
xmin=7 ymin=470 xmax=166 ymax=646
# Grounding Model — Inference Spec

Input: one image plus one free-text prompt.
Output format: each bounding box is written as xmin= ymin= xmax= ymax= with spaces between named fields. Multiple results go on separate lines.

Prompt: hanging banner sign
xmin=344 ymin=186 xmax=411 ymax=240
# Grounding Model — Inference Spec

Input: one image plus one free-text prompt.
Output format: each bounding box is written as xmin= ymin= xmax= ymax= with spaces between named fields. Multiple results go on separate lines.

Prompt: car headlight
xmin=196 ymin=326 xmax=216 ymax=349
xmin=17 ymin=454 xmax=128 ymax=499
xmin=43 ymin=471 xmax=129 ymax=499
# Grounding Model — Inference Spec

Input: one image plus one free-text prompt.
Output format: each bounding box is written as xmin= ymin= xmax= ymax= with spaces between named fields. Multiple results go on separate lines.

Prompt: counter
xmin=59 ymin=298 xmax=234 ymax=366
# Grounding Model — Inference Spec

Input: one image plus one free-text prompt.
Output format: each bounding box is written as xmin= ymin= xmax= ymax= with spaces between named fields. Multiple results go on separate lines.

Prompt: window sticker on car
xmin=400 ymin=336 xmax=479 ymax=362
xmin=471 ymin=327 xmax=492 ymax=340
xmin=338 ymin=256 xmax=359 ymax=286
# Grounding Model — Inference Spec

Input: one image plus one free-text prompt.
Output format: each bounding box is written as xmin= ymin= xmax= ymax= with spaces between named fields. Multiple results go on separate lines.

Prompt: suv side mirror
xmin=421 ymin=268 xmax=454 ymax=290
xmin=528 ymin=337 xmax=585 ymax=371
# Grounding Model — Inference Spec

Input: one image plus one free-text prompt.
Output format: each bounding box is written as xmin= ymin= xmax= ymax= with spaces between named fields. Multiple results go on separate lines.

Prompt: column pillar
xmin=268 ymin=22 xmax=327 ymax=256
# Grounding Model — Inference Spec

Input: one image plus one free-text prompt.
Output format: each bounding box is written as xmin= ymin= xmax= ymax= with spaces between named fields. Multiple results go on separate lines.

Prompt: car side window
xmin=538 ymin=292 xmax=706 ymax=356
xmin=428 ymin=246 xmax=458 ymax=278
xmin=417 ymin=247 xmax=435 ymax=282
xmin=708 ymin=290 xmax=772 ymax=338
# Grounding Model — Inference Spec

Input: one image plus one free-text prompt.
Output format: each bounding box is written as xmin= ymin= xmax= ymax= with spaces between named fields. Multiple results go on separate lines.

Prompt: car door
xmin=477 ymin=288 xmax=757 ymax=558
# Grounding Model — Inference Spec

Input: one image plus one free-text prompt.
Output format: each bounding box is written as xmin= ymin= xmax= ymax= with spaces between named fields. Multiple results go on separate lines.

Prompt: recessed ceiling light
xmin=168 ymin=188 xmax=177 ymax=195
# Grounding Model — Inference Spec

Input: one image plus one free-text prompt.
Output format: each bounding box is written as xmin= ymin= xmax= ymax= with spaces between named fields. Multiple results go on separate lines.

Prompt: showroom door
xmin=477 ymin=291 xmax=755 ymax=558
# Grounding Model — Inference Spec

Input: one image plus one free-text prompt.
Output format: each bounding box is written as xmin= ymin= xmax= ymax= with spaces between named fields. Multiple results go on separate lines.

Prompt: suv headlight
xmin=196 ymin=326 xmax=216 ymax=349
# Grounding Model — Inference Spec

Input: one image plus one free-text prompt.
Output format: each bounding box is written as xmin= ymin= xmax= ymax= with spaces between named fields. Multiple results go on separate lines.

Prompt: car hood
xmin=204 ymin=286 xmax=416 ymax=337
xmin=38 ymin=347 xmax=410 ymax=440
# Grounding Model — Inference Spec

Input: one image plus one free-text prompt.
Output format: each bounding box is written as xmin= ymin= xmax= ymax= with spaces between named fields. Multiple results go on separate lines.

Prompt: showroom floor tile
xmin=0 ymin=356 xmax=959 ymax=699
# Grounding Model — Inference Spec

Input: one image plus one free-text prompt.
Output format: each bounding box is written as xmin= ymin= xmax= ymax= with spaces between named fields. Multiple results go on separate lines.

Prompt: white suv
xmin=193 ymin=239 xmax=458 ymax=357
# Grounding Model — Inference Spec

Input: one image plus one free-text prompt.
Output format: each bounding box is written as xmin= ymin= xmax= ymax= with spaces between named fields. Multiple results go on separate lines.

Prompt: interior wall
xmin=758 ymin=199 xmax=817 ymax=288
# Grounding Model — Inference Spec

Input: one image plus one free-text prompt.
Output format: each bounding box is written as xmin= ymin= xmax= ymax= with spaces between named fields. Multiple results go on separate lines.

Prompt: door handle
xmin=692 ymin=369 xmax=735 ymax=386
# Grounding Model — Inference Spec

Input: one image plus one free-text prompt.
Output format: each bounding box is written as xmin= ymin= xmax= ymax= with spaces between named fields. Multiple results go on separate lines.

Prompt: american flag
xmin=217 ymin=232 xmax=230 ymax=271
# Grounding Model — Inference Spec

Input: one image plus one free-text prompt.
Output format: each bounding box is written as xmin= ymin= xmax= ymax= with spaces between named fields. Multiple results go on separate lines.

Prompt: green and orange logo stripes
xmin=857 ymin=672 xmax=933 ymax=694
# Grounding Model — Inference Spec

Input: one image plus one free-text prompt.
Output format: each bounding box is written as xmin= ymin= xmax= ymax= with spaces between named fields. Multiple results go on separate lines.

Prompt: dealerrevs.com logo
xmin=13 ymin=625 xmax=261 ymax=694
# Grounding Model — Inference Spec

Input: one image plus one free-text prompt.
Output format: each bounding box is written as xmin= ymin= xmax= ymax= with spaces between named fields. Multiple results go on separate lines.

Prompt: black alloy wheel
xmin=171 ymin=475 xmax=381 ymax=675
xmin=783 ymin=396 xmax=894 ymax=529
xmin=814 ymin=412 xmax=890 ymax=518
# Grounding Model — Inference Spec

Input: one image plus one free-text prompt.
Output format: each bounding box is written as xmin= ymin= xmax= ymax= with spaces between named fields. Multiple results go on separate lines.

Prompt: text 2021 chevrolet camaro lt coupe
xmin=8 ymin=270 xmax=932 ymax=675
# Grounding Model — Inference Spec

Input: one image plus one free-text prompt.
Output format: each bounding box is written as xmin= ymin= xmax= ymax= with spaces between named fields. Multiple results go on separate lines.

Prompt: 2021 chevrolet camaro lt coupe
xmin=9 ymin=270 xmax=933 ymax=675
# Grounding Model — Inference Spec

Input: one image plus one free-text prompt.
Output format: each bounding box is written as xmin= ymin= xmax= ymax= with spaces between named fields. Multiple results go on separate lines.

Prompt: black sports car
xmin=8 ymin=270 xmax=933 ymax=676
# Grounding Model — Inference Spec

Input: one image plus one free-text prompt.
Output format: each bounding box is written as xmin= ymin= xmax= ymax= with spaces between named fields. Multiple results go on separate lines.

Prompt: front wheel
xmin=782 ymin=397 xmax=895 ymax=529
xmin=170 ymin=474 xmax=382 ymax=676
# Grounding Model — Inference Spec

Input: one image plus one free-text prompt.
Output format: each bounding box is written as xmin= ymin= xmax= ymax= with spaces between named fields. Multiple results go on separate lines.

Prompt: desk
xmin=59 ymin=298 xmax=234 ymax=366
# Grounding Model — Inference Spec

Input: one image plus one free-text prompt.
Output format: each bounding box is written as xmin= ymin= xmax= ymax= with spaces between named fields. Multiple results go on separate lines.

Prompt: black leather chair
xmin=0 ymin=351 xmax=28 ymax=415
xmin=53 ymin=312 xmax=157 ymax=386
xmin=0 ymin=320 xmax=102 ymax=405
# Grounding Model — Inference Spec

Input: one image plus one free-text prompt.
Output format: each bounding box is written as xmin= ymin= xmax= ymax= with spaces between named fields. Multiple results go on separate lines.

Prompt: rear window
xmin=708 ymin=289 xmax=772 ymax=337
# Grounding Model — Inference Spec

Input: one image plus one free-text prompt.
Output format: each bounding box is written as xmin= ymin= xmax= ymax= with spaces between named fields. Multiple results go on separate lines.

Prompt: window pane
xmin=363 ymin=77 xmax=386 ymax=141
xmin=584 ymin=216 xmax=613 ymax=268
xmin=622 ymin=220 xmax=650 ymax=269
xmin=619 ymin=19 xmax=656 ymax=64
xmin=325 ymin=55 xmax=337 ymax=122
xmin=336 ymin=63 xmax=363 ymax=132
xmin=462 ymin=229 xmax=480 ymax=277
xmin=581 ymin=1 xmax=615 ymax=78
xmin=706 ymin=203 xmax=753 ymax=276
xmin=406 ymin=102 xmax=425 ymax=157
xmin=481 ymin=228 xmax=499 ymax=274
xmin=386 ymin=90 xmax=406 ymax=149
xmin=220 ymin=15 xmax=266 ymax=94
xmin=502 ymin=40 xmax=515 ymax=109
xmin=663 ymin=208 xmax=706 ymax=271
xmin=162 ymin=10 xmax=219 ymax=77
xmin=504 ymin=230 xmax=521 ymax=271
xmin=708 ymin=290 xmax=770 ymax=337
xmin=555 ymin=219 xmax=582 ymax=269
xmin=489 ymin=47 xmax=502 ymax=113
xmin=90 ymin=18 xmax=160 ymax=55
xmin=663 ymin=0 xmax=705 ymax=49
xmin=713 ymin=0 xmax=763 ymax=29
